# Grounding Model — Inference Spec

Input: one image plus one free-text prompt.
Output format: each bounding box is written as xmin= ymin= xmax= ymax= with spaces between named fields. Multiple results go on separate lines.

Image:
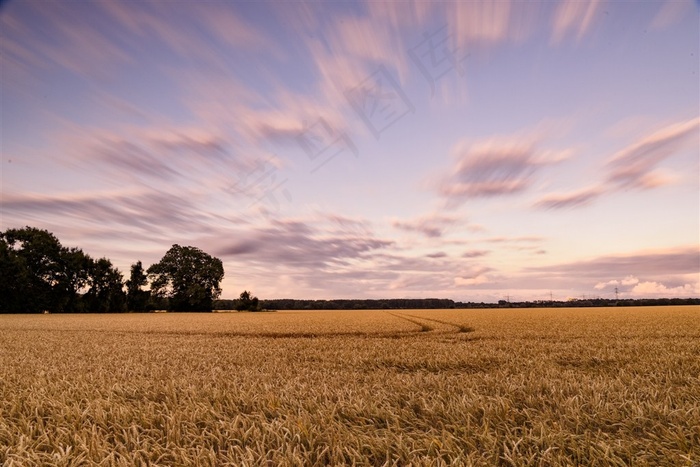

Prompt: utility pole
xmin=615 ymin=287 xmax=619 ymax=300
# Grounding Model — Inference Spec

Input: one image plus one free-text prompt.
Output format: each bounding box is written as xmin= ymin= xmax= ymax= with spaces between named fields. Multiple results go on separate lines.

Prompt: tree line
xmin=0 ymin=227 xmax=227 ymax=313
xmin=3 ymin=226 xmax=696 ymax=314
xmin=221 ymin=297 xmax=697 ymax=311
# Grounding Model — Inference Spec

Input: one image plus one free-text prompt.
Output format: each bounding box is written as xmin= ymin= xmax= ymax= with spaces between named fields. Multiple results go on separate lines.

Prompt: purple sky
xmin=1 ymin=0 xmax=698 ymax=301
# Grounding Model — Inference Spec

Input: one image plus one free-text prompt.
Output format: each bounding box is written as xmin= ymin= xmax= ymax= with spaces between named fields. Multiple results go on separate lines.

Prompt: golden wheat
xmin=1 ymin=306 xmax=698 ymax=465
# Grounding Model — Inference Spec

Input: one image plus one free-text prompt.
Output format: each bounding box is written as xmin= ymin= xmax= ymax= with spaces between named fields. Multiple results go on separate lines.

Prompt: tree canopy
xmin=1 ymin=227 xmax=92 ymax=313
xmin=126 ymin=261 xmax=150 ymax=312
xmin=147 ymin=244 xmax=224 ymax=312
xmin=236 ymin=290 xmax=260 ymax=311
xmin=1 ymin=227 xmax=226 ymax=313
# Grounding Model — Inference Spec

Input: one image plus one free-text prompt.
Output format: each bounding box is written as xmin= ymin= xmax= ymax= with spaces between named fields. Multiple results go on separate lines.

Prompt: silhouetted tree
xmin=84 ymin=258 xmax=126 ymax=312
xmin=56 ymin=247 xmax=92 ymax=312
xmin=147 ymin=244 xmax=224 ymax=312
xmin=126 ymin=261 xmax=150 ymax=312
xmin=0 ymin=235 xmax=29 ymax=313
xmin=0 ymin=227 xmax=93 ymax=313
xmin=236 ymin=290 xmax=259 ymax=311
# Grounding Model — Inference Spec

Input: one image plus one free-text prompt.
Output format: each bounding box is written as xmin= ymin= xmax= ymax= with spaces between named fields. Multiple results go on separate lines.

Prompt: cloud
xmin=438 ymin=136 xmax=570 ymax=205
xmin=67 ymin=126 xmax=281 ymax=201
xmin=94 ymin=140 xmax=181 ymax=181
xmin=1 ymin=1 xmax=133 ymax=85
xmin=525 ymin=247 xmax=699 ymax=282
xmin=426 ymin=252 xmax=448 ymax=259
xmin=483 ymin=235 xmax=544 ymax=244
xmin=454 ymin=274 xmax=492 ymax=286
xmin=462 ymin=249 xmax=490 ymax=258
xmin=594 ymin=275 xmax=639 ymax=290
xmin=99 ymin=1 xmax=276 ymax=68
xmin=551 ymin=0 xmax=602 ymax=43
xmin=605 ymin=117 xmax=699 ymax=190
xmin=534 ymin=186 xmax=604 ymax=210
xmin=0 ymin=190 xmax=218 ymax=236
xmin=630 ymin=280 xmax=699 ymax=297
xmin=621 ymin=275 xmax=640 ymax=286
xmin=391 ymin=214 xmax=461 ymax=238
xmin=535 ymin=118 xmax=700 ymax=209
xmin=216 ymin=218 xmax=394 ymax=270
xmin=451 ymin=1 xmax=547 ymax=46
xmin=594 ymin=279 xmax=618 ymax=290
xmin=650 ymin=0 xmax=695 ymax=30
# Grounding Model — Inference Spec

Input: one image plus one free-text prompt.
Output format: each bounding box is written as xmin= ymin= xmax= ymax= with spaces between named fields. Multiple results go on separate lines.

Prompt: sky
xmin=1 ymin=0 xmax=699 ymax=302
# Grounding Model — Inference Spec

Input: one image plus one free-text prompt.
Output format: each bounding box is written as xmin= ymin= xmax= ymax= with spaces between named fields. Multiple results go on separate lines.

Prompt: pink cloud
xmin=439 ymin=137 xmax=570 ymax=204
xmin=605 ymin=117 xmax=699 ymax=190
xmin=534 ymin=186 xmax=604 ymax=210
xmin=551 ymin=0 xmax=602 ymax=43
xmin=391 ymin=214 xmax=461 ymax=238
xmin=630 ymin=280 xmax=699 ymax=297
xmin=535 ymin=118 xmax=699 ymax=210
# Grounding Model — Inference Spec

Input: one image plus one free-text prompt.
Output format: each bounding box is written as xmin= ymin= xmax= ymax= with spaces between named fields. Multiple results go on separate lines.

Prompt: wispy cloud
xmin=650 ymin=0 xmax=696 ymax=30
xmin=426 ymin=251 xmax=448 ymax=259
xmin=551 ymin=0 xmax=602 ymax=43
xmin=525 ymin=246 xmax=699 ymax=282
xmin=438 ymin=136 xmax=570 ymax=206
xmin=534 ymin=186 xmax=604 ymax=210
xmin=605 ymin=118 xmax=699 ymax=189
xmin=99 ymin=1 xmax=277 ymax=68
xmin=462 ymin=249 xmax=490 ymax=258
xmin=535 ymin=118 xmax=699 ymax=210
xmin=1 ymin=1 xmax=132 ymax=85
xmin=391 ymin=213 xmax=461 ymax=238
xmin=452 ymin=1 xmax=518 ymax=45
xmin=0 ymin=188 xmax=253 ymax=283
xmin=216 ymin=218 xmax=394 ymax=270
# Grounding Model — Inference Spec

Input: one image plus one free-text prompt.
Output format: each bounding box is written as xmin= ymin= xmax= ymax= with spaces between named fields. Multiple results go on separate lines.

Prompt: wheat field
xmin=1 ymin=306 xmax=698 ymax=466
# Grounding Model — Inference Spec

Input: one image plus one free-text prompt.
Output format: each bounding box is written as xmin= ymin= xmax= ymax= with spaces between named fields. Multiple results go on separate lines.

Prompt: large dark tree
xmin=126 ymin=261 xmax=150 ymax=312
xmin=56 ymin=246 xmax=93 ymax=312
xmin=147 ymin=244 xmax=224 ymax=312
xmin=84 ymin=258 xmax=126 ymax=312
xmin=0 ymin=235 xmax=29 ymax=313
xmin=0 ymin=227 xmax=92 ymax=313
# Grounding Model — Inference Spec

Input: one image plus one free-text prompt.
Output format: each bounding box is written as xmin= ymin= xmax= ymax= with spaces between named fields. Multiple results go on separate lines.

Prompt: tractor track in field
xmin=389 ymin=311 xmax=475 ymax=333
xmin=384 ymin=312 xmax=434 ymax=332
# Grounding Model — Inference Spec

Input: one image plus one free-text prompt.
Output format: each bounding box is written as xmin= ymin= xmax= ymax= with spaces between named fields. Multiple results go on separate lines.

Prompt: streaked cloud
xmin=0 ymin=1 xmax=132 ymax=85
xmin=462 ymin=250 xmax=490 ymax=258
xmin=525 ymin=247 xmax=699 ymax=281
xmin=216 ymin=218 xmax=394 ymax=270
xmin=551 ymin=0 xmax=602 ymax=43
xmin=391 ymin=214 xmax=461 ymax=238
xmin=0 ymin=190 xmax=228 ymax=244
xmin=534 ymin=186 xmax=604 ymax=210
xmin=650 ymin=0 xmax=696 ymax=30
xmin=426 ymin=251 xmax=448 ymax=259
xmin=605 ymin=118 xmax=699 ymax=189
xmin=438 ymin=136 xmax=570 ymax=205
xmin=535 ymin=118 xmax=699 ymax=210
xmin=454 ymin=267 xmax=494 ymax=287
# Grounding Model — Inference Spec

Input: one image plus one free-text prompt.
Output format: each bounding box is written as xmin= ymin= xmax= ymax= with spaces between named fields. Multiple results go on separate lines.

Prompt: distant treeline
xmin=214 ymin=297 xmax=700 ymax=310
xmin=215 ymin=298 xmax=458 ymax=310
